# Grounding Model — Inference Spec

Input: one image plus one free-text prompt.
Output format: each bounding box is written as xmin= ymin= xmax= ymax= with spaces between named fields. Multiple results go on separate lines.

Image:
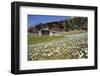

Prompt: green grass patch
xmin=28 ymin=34 xmax=64 ymax=45
xmin=63 ymin=30 xmax=86 ymax=35
xmin=28 ymin=30 xmax=86 ymax=45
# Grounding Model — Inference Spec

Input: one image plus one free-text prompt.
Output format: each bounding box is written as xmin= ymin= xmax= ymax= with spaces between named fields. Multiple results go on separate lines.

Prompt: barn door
xmin=41 ymin=30 xmax=49 ymax=35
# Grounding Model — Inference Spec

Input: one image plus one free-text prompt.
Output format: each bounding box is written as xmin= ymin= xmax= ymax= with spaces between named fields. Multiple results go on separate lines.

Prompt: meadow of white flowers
xmin=28 ymin=32 xmax=88 ymax=61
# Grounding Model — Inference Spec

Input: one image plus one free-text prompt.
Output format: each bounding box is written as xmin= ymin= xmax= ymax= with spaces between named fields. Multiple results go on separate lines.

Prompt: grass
xmin=28 ymin=34 xmax=64 ymax=45
xmin=63 ymin=30 xmax=86 ymax=35
xmin=28 ymin=30 xmax=85 ymax=45
xmin=28 ymin=30 xmax=88 ymax=61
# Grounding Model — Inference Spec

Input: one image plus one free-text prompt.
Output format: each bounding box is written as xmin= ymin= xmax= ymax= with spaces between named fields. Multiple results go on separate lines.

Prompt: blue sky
xmin=28 ymin=15 xmax=70 ymax=27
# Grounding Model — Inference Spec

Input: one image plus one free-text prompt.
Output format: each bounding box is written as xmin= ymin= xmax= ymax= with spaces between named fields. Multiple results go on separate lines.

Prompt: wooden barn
xmin=33 ymin=21 xmax=64 ymax=36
